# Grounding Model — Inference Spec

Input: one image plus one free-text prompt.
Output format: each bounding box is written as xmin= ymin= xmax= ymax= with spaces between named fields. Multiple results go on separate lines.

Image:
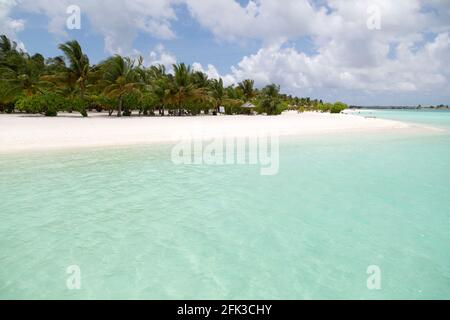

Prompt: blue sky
xmin=8 ymin=2 xmax=264 ymax=72
xmin=2 ymin=0 xmax=450 ymax=106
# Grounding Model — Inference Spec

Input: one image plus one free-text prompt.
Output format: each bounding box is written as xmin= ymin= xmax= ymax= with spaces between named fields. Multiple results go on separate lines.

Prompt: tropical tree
xmin=330 ymin=102 xmax=348 ymax=114
xmin=167 ymin=63 xmax=204 ymax=116
xmin=209 ymin=78 xmax=225 ymax=114
xmin=99 ymin=55 xmax=142 ymax=117
xmin=57 ymin=40 xmax=90 ymax=99
xmin=208 ymin=78 xmax=242 ymax=115
xmin=0 ymin=35 xmax=15 ymax=56
xmin=151 ymin=77 xmax=170 ymax=116
xmin=0 ymin=55 xmax=47 ymax=97
xmin=1 ymin=35 xmax=348 ymax=117
xmin=0 ymin=40 xmax=49 ymax=106
xmin=257 ymin=84 xmax=283 ymax=115
xmin=15 ymin=92 xmax=68 ymax=117
xmin=192 ymin=71 xmax=209 ymax=89
xmin=148 ymin=64 xmax=167 ymax=80
xmin=39 ymin=40 xmax=91 ymax=116
xmin=238 ymin=79 xmax=256 ymax=102
xmin=137 ymin=63 xmax=169 ymax=116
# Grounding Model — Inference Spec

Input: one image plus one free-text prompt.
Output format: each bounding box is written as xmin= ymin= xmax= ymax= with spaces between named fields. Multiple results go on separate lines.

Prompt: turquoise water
xmin=1 ymin=111 xmax=449 ymax=299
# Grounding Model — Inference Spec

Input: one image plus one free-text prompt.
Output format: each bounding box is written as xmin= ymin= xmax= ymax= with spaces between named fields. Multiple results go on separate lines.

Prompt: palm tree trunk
xmin=78 ymin=88 xmax=88 ymax=117
xmin=117 ymin=96 xmax=123 ymax=117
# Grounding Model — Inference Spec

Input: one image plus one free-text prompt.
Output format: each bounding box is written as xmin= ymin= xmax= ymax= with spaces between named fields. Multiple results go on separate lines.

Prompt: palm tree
xmin=58 ymin=40 xmax=90 ymax=100
xmin=209 ymin=78 xmax=224 ymax=114
xmin=41 ymin=56 xmax=74 ymax=92
xmin=0 ymin=35 xmax=331 ymax=118
xmin=151 ymin=77 xmax=170 ymax=116
xmin=148 ymin=64 xmax=167 ymax=80
xmin=263 ymin=84 xmax=280 ymax=98
xmin=0 ymin=51 xmax=47 ymax=98
xmin=136 ymin=64 xmax=169 ymax=116
xmin=258 ymin=84 xmax=282 ymax=115
xmin=0 ymin=35 xmax=19 ymax=61
xmin=39 ymin=41 xmax=91 ymax=116
xmin=238 ymin=79 xmax=256 ymax=102
xmin=208 ymin=79 xmax=244 ymax=115
xmin=100 ymin=55 xmax=142 ymax=117
xmin=192 ymin=71 xmax=209 ymax=88
xmin=168 ymin=63 xmax=204 ymax=116
xmin=1 ymin=36 xmax=51 ymax=112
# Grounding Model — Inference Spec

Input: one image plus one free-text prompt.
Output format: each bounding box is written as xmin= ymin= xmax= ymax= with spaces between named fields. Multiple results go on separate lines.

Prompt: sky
xmin=1 ymin=0 xmax=450 ymax=106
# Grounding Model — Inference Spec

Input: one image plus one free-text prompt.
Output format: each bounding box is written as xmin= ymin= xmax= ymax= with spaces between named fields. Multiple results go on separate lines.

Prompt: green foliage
xmin=122 ymin=92 xmax=141 ymax=116
xmin=297 ymin=101 xmax=348 ymax=114
xmin=0 ymin=101 xmax=15 ymax=113
xmin=0 ymin=82 xmax=18 ymax=109
xmin=166 ymin=63 xmax=205 ymax=114
xmin=330 ymin=102 xmax=348 ymax=114
xmin=91 ymin=95 xmax=116 ymax=115
xmin=1 ymin=35 xmax=350 ymax=117
xmin=238 ymin=79 xmax=255 ymax=102
xmin=318 ymin=103 xmax=333 ymax=112
xmin=70 ymin=97 xmax=88 ymax=117
xmin=100 ymin=55 xmax=142 ymax=117
xmin=16 ymin=93 xmax=66 ymax=116
xmin=224 ymin=105 xmax=252 ymax=115
xmin=139 ymin=93 xmax=157 ymax=116
xmin=57 ymin=40 xmax=90 ymax=98
xmin=257 ymin=84 xmax=283 ymax=115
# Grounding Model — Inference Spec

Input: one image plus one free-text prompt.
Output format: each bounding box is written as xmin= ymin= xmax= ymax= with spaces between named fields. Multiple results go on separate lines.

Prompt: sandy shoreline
xmin=0 ymin=111 xmax=412 ymax=153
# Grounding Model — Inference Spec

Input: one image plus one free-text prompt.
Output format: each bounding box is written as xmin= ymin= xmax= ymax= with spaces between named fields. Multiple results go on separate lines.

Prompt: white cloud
xmin=185 ymin=0 xmax=328 ymax=44
xmin=7 ymin=0 xmax=178 ymax=54
xmin=84 ymin=0 xmax=177 ymax=55
xmin=146 ymin=44 xmax=177 ymax=70
xmin=192 ymin=62 xmax=235 ymax=86
xmin=223 ymin=34 xmax=450 ymax=94
xmin=0 ymin=0 xmax=26 ymax=48
xmin=185 ymin=0 xmax=450 ymax=103
xmin=2 ymin=0 xmax=450 ymax=104
xmin=184 ymin=0 xmax=436 ymax=45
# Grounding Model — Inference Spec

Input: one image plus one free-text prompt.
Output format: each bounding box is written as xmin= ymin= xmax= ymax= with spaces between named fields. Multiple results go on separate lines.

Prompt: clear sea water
xmin=1 ymin=110 xmax=449 ymax=300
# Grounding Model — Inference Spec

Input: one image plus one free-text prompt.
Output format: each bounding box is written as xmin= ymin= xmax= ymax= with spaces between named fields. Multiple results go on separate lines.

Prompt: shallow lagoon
xmin=1 ymin=110 xmax=449 ymax=299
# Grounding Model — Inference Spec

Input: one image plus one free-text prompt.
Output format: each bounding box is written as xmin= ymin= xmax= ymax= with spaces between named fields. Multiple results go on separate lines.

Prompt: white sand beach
xmin=0 ymin=111 xmax=412 ymax=153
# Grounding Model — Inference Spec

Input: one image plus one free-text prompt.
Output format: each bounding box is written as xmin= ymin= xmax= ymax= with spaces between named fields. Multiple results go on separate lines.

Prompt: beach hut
xmin=241 ymin=102 xmax=256 ymax=109
xmin=241 ymin=102 xmax=257 ymax=115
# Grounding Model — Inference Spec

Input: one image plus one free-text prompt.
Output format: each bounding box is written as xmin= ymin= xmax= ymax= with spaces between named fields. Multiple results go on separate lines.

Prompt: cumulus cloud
xmin=223 ymin=33 xmax=450 ymax=94
xmin=7 ymin=0 xmax=178 ymax=54
xmin=192 ymin=62 xmax=235 ymax=86
xmin=186 ymin=0 xmax=450 ymax=103
xmin=146 ymin=44 xmax=177 ymax=70
xmin=185 ymin=0 xmax=328 ymax=44
xmin=2 ymin=0 xmax=450 ymax=104
xmin=0 ymin=0 xmax=26 ymax=48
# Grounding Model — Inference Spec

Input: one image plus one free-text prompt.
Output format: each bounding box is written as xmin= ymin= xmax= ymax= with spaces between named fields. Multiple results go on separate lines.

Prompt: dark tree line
xmin=0 ymin=36 xmax=347 ymax=117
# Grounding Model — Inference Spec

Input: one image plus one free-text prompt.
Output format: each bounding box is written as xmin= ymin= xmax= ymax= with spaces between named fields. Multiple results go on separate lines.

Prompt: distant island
xmin=350 ymin=105 xmax=449 ymax=110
